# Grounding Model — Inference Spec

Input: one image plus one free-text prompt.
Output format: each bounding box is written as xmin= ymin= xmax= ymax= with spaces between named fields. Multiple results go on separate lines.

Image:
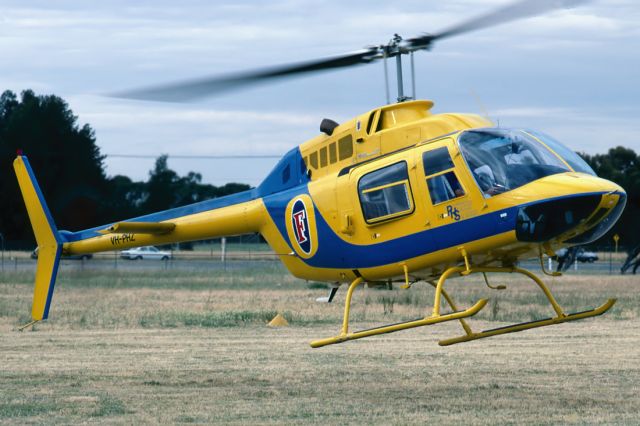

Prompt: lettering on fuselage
xmin=285 ymin=195 xmax=318 ymax=259
xmin=446 ymin=205 xmax=461 ymax=221
xmin=110 ymin=233 xmax=136 ymax=245
xmin=291 ymin=199 xmax=311 ymax=254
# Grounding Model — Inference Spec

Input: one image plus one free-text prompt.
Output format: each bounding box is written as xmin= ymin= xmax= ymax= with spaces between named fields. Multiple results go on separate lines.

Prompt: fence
xmin=1 ymin=243 xmax=635 ymax=276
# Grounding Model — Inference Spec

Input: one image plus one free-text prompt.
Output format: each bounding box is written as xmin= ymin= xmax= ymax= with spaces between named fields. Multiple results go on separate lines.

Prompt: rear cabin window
xmin=329 ymin=142 xmax=337 ymax=164
xmin=320 ymin=147 xmax=328 ymax=167
xmin=358 ymin=162 xmax=413 ymax=223
xmin=422 ymin=147 xmax=465 ymax=205
xmin=338 ymin=135 xmax=353 ymax=160
xmin=309 ymin=151 xmax=318 ymax=169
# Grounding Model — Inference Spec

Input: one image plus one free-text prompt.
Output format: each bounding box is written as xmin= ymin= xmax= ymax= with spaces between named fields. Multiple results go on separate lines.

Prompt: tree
xmin=1 ymin=90 xmax=251 ymax=248
xmin=580 ymin=147 xmax=640 ymax=248
xmin=0 ymin=90 xmax=109 ymax=246
xmin=141 ymin=155 xmax=250 ymax=213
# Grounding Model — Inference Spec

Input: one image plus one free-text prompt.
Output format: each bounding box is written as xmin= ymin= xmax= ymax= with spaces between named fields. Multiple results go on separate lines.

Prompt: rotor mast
xmin=382 ymin=34 xmax=418 ymax=104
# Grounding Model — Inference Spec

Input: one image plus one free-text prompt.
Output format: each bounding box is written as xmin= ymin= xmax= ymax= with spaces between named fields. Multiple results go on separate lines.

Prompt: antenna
xmin=383 ymin=51 xmax=390 ymax=104
xmin=470 ymin=89 xmax=491 ymax=121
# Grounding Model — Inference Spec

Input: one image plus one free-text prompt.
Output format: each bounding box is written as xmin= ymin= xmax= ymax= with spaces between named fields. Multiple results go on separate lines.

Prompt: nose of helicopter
xmin=515 ymin=174 xmax=626 ymax=245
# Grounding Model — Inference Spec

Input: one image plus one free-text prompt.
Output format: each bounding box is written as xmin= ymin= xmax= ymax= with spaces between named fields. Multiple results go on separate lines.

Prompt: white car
xmin=120 ymin=246 xmax=171 ymax=260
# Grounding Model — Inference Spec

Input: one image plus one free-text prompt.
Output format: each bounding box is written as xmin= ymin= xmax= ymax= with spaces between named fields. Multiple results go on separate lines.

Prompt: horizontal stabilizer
xmin=102 ymin=222 xmax=176 ymax=235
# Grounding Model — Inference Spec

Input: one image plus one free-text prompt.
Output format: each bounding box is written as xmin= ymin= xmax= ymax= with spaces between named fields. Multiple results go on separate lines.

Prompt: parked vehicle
xmin=31 ymin=247 xmax=92 ymax=260
xmin=120 ymin=246 xmax=171 ymax=260
xmin=576 ymin=250 xmax=598 ymax=263
xmin=554 ymin=248 xmax=598 ymax=263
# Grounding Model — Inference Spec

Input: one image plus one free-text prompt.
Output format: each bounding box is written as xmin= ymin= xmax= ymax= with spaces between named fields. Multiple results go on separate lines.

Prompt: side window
xmin=423 ymin=147 xmax=454 ymax=175
xmin=329 ymin=142 xmax=337 ymax=164
xmin=309 ymin=151 xmax=318 ymax=169
xmin=320 ymin=147 xmax=328 ymax=167
xmin=338 ymin=135 xmax=353 ymax=160
xmin=358 ymin=162 xmax=414 ymax=223
xmin=422 ymin=147 xmax=465 ymax=205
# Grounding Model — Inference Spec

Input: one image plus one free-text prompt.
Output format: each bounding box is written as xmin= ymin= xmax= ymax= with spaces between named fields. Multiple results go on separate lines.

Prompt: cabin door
xmin=416 ymin=139 xmax=482 ymax=227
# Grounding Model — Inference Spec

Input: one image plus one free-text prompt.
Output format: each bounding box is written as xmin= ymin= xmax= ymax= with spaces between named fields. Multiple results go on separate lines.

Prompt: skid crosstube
xmin=439 ymin=298 xmax=616 ymax=346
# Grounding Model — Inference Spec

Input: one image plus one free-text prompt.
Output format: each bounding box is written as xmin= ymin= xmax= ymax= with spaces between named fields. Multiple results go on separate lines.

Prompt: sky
xmin=1 ymin=0 xmax=639 ymax=186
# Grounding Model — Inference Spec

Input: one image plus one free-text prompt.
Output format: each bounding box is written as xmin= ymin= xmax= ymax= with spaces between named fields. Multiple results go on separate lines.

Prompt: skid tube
xmin=435 ymin=265 xmax=616 ymax=346
xmin=310 ymin=276 xmax=488 ymax=348
xmin=309 ymin=264 xmax=616 ymax=348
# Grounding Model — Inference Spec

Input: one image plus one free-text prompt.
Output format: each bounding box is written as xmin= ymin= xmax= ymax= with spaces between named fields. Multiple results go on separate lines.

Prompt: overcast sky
xmin=1 ymin=0 xmax=638 ymax=186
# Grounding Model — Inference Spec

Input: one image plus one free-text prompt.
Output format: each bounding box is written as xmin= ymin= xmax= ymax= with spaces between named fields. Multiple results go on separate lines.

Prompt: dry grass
xmin=1 ymin=265 xmax=639 ymax=424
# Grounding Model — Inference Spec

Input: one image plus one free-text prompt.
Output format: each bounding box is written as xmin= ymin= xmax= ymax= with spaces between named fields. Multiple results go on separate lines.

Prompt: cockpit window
xmin=458 ymin=129 xmax=571 ymax=197
xmin=524 ymin=130 xmax=596 ymax=176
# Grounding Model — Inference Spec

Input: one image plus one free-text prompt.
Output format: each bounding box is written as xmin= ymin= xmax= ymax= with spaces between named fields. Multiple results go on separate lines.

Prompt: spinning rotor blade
xmin=112 ymin=48 xmax=379 ymax=102
xmin=113 ymin=0 xmax=589 ymax=102
xmin=408 ymin=0 xmax=589 ymax=48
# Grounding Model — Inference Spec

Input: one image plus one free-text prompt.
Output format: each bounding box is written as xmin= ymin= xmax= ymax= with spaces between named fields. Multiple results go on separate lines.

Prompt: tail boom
xmin=63 ymin=198 xmax=266 ymax=255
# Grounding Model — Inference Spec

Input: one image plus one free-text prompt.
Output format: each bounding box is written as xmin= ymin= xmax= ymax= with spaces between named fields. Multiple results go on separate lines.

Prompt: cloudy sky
xmin=1 ymin=0 xmax=638 ymax=186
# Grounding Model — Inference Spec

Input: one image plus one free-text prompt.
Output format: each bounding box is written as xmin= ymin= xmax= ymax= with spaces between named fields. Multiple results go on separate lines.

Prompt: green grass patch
xmin=0 ymin=400 xmax=59 ymax=418
xmin=139 ymin=310 xmax=281 ymax=328
xmin=91 ymin=394 xmax=126 ymax=417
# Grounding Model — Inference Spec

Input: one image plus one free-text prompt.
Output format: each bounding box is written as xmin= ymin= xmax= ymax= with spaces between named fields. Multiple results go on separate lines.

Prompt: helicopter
xmin=15 ymin=0 xmax=626 ymax=347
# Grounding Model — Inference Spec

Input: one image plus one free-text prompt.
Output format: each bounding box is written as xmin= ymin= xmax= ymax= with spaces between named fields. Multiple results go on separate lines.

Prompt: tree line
xmin=1 ymin=90 xmax=638 ymax=250
xmin=0 ymin=90 xmax=249 ymax=248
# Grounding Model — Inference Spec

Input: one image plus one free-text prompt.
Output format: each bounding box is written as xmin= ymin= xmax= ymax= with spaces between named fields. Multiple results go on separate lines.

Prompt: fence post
xmin=221 ymin=237 xmax=227 ymax=271
xmin=609 ymin=244 xmax=613 ymax=275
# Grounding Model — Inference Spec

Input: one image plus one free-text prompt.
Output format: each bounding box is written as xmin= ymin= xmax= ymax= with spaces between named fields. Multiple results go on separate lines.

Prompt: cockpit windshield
xmin=524 ymin=129 xmax=596 ymax=176
xmin=458 ymin=129 xmax=571 ymax=197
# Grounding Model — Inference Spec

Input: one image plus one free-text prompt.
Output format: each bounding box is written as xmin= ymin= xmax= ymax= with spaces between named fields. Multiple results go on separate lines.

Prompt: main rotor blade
xmin=112 ymin=48 xmax=379 ymax=102
xmin=112 ymin=0 xmax=590 ymax=102
xmin=408 ymin=0 xmax=589 ymax=48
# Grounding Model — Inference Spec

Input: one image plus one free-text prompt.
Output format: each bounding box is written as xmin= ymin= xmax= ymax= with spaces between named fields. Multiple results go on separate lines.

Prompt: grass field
xmin=1 ymin=264 xmax=639 ymax=424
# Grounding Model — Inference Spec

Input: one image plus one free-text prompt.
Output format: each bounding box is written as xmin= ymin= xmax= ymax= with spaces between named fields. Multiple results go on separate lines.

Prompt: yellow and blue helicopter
xmin=15 ymin=0 xmax=626 ymax=347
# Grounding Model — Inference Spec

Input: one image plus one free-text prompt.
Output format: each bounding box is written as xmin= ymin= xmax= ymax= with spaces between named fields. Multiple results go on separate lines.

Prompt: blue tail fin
xmin=13 ymin=155 xmax=62 ymax=321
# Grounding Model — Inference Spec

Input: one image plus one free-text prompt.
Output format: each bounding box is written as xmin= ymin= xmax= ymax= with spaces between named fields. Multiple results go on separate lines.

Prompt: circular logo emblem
xmin=285 ymin=195 xmax=318 ymax=259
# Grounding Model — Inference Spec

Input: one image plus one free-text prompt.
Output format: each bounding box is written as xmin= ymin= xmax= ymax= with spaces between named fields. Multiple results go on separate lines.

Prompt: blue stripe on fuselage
xmin=262 ymin=185 xmax=517 ymax=269
xmin=263 ymin=188 xmax=612 ymax=269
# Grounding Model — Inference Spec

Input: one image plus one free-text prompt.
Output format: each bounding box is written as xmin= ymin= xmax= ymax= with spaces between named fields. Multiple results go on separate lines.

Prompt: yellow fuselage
xmin=59 ymin=100 xmax=624 ymax=285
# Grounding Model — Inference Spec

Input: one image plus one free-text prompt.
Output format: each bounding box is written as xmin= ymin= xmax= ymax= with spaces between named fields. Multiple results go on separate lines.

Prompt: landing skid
xmin=439 ymin=298 xmax=616 ymax=346
xmin=309 ymin=264 xmax=616 ymax=348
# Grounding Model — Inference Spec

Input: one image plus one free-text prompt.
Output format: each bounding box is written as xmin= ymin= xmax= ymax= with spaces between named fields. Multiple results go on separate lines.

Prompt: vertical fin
xmin=13 ymin=155 xmax=62 ymax=321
